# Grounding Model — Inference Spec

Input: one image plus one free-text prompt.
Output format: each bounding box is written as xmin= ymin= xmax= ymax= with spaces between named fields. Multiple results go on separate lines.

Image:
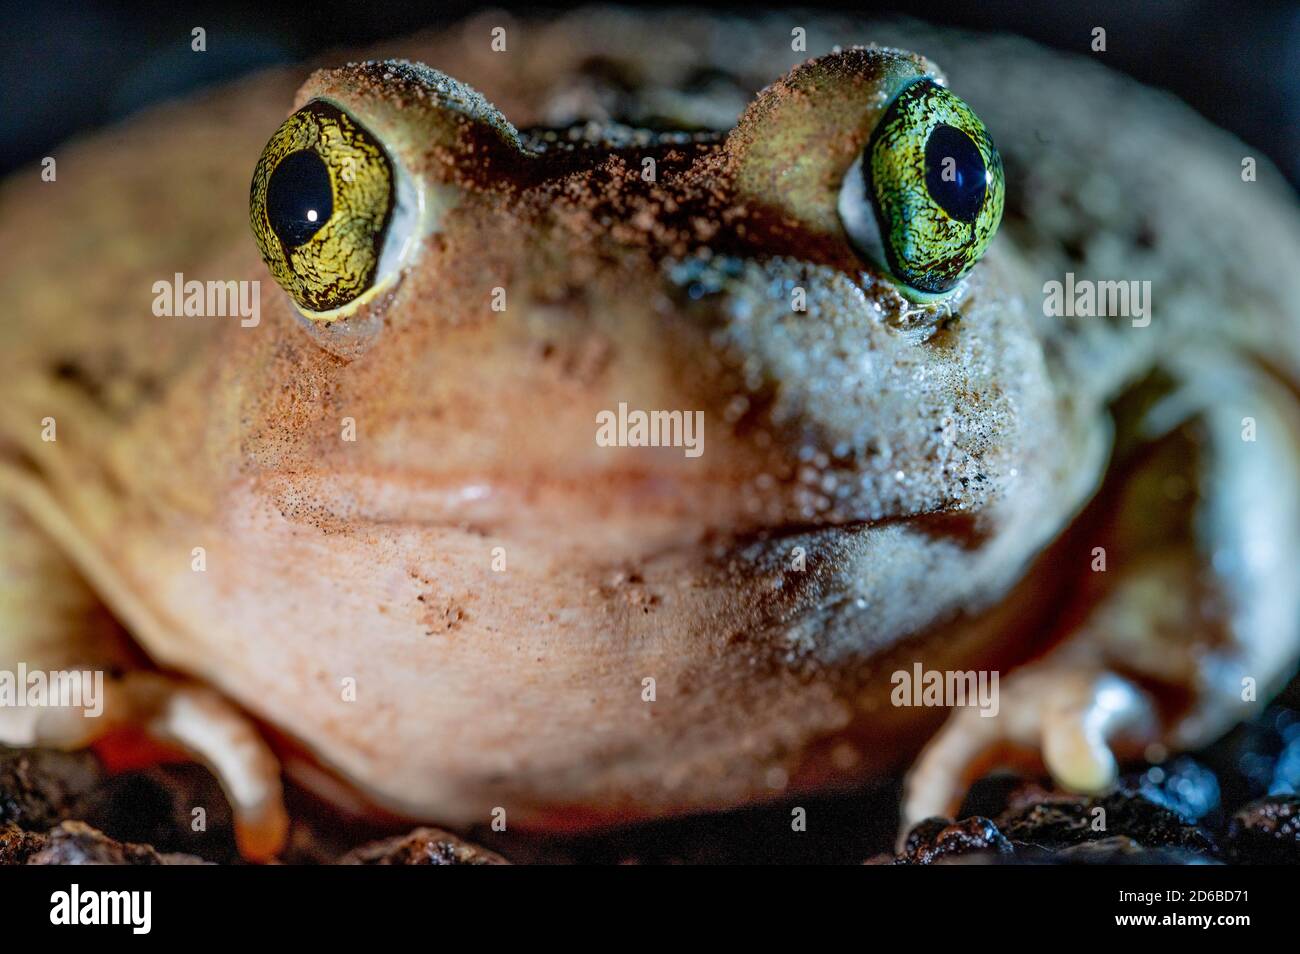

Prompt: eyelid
xmin=287 ymin=78 xmax=521 ymax=322
xmin=294 ymin=61 xmax=526 ymax=185
xmin=726 ymin=48 xmax=938 ymax=242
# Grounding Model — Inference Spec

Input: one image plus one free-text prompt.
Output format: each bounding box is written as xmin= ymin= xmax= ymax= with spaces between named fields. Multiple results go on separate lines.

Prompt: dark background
xmin=3 ymin=0 xmax=1299 ymax=190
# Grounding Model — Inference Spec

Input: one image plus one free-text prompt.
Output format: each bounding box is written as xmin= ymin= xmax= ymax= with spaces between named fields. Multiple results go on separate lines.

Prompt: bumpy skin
xmin=1 ymin=9 xmax=1298 ymax=857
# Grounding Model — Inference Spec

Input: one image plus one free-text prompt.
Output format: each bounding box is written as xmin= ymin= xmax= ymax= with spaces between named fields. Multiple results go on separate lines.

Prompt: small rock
xmin=896 ymin=816 xmax=1012 ymax=864
xmin=1225 ymin=796 xmax=1300 ymax=864
xmin=1052 ymin=836 xmax=1149 ymax=861
xmin=0 ymin=822 xmax=49 ymax=864
xmin=1024 ymin=836 xmax=1218 ymax=865
xmin=24 ymin=821 xmax=208 ymax=865
xmin=337 ymin=827 xmax=508 ymax=865
xmin=0 ymin=747 xmax=101 ymax=830
xmin=997 ymin=788 xmax=1218 ymax=857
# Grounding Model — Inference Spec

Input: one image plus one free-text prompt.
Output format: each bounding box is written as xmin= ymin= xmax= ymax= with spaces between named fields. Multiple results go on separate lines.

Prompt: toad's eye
xmin=838 ymin=78 xmax=1004 ymax=300
xmin=250 ymin=101 xmax=411 ymax=319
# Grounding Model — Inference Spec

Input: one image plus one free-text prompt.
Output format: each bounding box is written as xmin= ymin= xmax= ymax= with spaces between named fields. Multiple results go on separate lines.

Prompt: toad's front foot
xmin=902 ymin=351 xmax=1300 ymax=845
xmin=4 ymin=671 xmax=288 ymax=861
xmin=900 ymin=661 xmax=1157 ymax=840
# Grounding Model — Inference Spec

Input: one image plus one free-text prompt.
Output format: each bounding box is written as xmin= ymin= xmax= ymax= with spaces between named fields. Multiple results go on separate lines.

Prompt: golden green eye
xmin=250 ymin=101 xmax=403 ymax=318
xmin=838 ymin=78 xmax=1004 ymax=300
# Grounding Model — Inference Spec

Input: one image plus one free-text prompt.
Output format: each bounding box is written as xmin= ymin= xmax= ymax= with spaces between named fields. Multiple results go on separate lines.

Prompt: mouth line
xmin=252 ymin=466 xmax=970 ymax=557
xmin=259 ymin=467 xmax=763 ymax=528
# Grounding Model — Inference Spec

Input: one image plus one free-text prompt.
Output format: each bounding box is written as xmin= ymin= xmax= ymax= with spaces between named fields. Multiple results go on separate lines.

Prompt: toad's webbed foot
xmin=902 ymin=351 xmax=1300 ymax=841
xmin=901 ymin=662 xmax=1156 ymax=837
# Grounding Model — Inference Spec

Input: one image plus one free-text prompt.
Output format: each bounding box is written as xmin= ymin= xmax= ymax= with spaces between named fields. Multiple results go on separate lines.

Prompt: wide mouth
xmin=250 ymin=466 xmax=907 ymax=554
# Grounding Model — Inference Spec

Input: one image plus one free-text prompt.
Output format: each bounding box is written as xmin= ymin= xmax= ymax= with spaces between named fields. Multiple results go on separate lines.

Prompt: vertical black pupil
xmin=266 ymin=149 xmax=333 ymax=248
xmin=924 ymin=124 xmax=986 ymax=223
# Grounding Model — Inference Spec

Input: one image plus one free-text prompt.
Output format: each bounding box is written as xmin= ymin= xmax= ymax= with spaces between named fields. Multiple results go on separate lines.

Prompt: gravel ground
xmin=3 ymin=672 xmax=1299 ymax=865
